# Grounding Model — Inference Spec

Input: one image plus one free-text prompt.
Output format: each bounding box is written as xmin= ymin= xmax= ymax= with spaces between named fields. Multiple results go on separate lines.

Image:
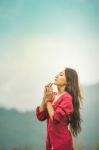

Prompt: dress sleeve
xmin=36 ymin=106 xmax=48 ymax=121
xmin=52 ymin=95 xmax=74 ymax=124
xmin=36 ymin=92 xmax=56 ymax=121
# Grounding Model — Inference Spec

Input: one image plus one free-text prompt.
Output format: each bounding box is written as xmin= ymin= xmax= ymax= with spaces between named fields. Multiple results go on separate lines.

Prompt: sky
xmin=0 ymin=0 xmax=99 ymax=111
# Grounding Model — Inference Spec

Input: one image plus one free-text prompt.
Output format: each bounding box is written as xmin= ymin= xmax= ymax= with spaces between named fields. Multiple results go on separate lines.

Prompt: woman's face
xmin=54 ymin=70 xmax=67 ymax=86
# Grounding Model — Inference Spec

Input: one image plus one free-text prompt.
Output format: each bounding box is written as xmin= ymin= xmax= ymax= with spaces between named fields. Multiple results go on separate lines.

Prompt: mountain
xmin=0 ymin=83 xmax=99 ymax=150
xmin=0 ymin=108 xmax=46 ymax=150
xmin=77 ymin=83 xmax=99 ymax=149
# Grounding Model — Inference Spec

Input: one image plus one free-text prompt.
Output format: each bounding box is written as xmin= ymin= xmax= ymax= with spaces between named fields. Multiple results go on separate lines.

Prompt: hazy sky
xmin=0 ymin=0 xmax=99 ymax=111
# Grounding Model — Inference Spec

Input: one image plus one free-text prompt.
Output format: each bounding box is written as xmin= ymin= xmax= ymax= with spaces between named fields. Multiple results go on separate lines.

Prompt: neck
xmin=57 ymin=85 xmax=66 ymax=95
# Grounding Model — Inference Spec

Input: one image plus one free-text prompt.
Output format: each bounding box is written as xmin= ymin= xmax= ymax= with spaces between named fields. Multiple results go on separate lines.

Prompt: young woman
xmin=36 ymin=67 xmax=82 ymax=150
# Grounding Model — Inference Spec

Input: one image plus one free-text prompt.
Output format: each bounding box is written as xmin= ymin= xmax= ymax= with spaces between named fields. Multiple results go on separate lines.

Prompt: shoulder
xmin=62 ymin=92 xmax=73 ymax=102
xmin=59 ymin=93 xmax=73 ymax=110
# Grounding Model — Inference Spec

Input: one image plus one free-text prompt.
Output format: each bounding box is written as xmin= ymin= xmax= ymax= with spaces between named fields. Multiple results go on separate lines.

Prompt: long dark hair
xmin=65 ymin=67 xmax=82 ymax=137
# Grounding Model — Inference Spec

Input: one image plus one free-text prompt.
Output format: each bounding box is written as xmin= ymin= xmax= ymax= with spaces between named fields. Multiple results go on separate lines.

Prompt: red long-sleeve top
xmin=36 ymin=92 xmax=74 ymax=150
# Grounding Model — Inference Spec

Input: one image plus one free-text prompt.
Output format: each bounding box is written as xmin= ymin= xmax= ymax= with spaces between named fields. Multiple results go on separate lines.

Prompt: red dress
xmin=36 ymin=92 xmax=74 ymax=150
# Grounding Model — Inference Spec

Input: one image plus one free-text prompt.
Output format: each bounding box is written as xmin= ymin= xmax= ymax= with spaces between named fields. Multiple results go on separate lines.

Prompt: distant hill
xmin=0 ymin=83 xmax=99 ymax=150
xmin=0 ymin=108 xmax=46 ymax=150
xmin=77 ymin=83 xmax=99 ymax=149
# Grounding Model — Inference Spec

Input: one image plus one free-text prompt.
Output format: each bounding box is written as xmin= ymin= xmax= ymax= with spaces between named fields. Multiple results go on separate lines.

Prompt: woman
xmin=36 ymin=67 xmax=82 ymax=150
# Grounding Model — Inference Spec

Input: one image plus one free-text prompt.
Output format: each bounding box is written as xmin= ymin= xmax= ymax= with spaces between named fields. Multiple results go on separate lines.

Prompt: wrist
xmin=45 ymin=99 xmax=52 ymax=103
xmin=45 ymin=101 xmax=51 ymax=107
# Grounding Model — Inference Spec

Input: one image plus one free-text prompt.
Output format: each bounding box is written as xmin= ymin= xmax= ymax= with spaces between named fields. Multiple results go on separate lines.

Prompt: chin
xmin=54 ymin=83 xmax=57 ymax=85
xmin=53 ymin=81 xmax=58 ymax=85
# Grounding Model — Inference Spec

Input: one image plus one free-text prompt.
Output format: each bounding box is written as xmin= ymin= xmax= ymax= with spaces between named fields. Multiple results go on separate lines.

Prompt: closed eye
xmin=59 ymin=72 xmax=64 ymax=76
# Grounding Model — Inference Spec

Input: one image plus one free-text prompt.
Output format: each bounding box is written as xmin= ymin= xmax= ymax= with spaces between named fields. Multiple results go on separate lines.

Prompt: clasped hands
xmin=43 ymin=82 xmax=54 ymax=105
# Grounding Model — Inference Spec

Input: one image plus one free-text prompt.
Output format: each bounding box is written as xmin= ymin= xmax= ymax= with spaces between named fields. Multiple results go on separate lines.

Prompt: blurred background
xmin=0 ymin=0 xmax=99 ymax=150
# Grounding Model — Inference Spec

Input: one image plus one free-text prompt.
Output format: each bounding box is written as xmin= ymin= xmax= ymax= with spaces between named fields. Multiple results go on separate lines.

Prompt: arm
xmin=39 ymin=97 xmax=46 ymax=112
xmin=36 ymin=83 xmax=54 ymax=121
xmin=46 ymin=102 xmax=55 ymax=120
xmin=36 ymin=97 xmax=48 ymax=121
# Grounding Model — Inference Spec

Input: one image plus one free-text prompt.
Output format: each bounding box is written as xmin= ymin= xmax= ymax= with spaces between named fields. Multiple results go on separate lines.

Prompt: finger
xmin=44 ymin=86 xmax=49 ymax=93
xmin=45 ymin=82 xmax=52 ymax=87
xmin=45 ymin=84 xmax=53 ymax=90
xmin=46 ymin=87 xmax=52 ymax=92
xmin=45 ymin=84 xmax=50 ymax=89
xmin=44 ymin=86 xmax=48 ymax=92
xmin=45 ymin=86 xmax=49 ymax=91
xmin=49 ymin=83 xmax=53 ymax=87
xmin=44 ymin=83 xmax=53 ymax=93
xmin=48 ymin=83 xmax=52 ymax=87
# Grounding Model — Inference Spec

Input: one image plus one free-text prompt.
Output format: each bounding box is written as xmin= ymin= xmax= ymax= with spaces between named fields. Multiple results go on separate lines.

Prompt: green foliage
xmin=93 ymin=142 xmax=99 ymax=150
xmin=74 ymin=144 xmax=84 ymax=150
